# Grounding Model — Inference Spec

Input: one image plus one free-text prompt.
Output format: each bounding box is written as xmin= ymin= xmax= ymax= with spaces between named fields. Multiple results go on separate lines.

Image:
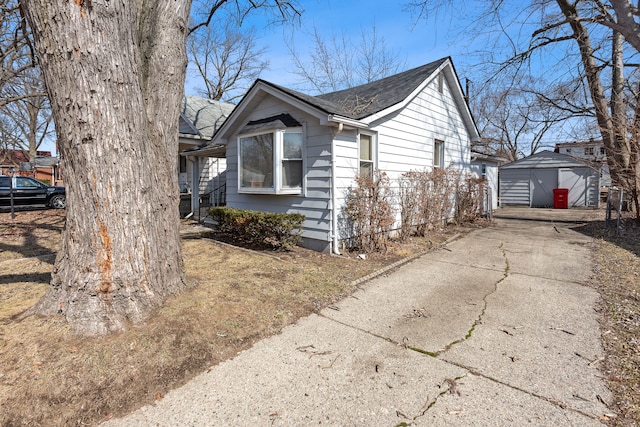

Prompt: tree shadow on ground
xmin=571 ymin=217 xmax=640 ymax=258
xmin=0 ymin=209 xmax=64 ymax=264
xmin=0 ymin=272 xmax=51 ymax=285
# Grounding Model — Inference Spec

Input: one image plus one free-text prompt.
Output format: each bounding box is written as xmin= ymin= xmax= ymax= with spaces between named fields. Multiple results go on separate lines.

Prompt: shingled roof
xmin=180 ymin=96 xmax=235 ymax=139
xmin=257 ymin=57 xmax=449 ymax=120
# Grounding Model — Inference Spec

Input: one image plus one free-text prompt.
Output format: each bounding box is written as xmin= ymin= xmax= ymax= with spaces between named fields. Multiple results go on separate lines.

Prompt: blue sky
xmin=40 ymin=1 xmax=586 ymax=155
xmin=185 ymin=0 xmax=478 ymax=94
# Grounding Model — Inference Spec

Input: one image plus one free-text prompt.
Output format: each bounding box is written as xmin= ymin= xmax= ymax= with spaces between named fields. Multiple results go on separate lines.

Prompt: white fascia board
xmin=325 ymin=114 xmax=368 ymax=129
xmin=361 ymin=61 xmax=449 ymax=125
xmin=359 ymin=59 xmax=481 ymax=142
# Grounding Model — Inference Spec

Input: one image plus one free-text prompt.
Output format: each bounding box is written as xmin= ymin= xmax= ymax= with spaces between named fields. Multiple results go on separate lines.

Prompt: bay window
xmin=239 ymin=128 xmax=303 ymax=194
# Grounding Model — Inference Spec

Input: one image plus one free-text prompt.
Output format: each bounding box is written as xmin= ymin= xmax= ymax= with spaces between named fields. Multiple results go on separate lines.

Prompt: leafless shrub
xmin=453 ymin=171 xmax=487 ymax=224
xmin=344 ymin=169 xmax=395 ymax=253
xmin=398 ymin=168 xmax=486 ymax=239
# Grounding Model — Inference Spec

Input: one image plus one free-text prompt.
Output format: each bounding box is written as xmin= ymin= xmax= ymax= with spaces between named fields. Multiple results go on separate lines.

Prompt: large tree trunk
xmin=557 ymin=0 xmax=636 ymax=191
xmin=20 ymin=0 xmax=192 ymax=335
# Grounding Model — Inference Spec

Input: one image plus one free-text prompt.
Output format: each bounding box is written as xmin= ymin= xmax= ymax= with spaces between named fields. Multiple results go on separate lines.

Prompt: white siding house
xmin=178 ymin=96 xmax=235 ymax=213
xmin=470 ymin=150 xmax=505 ymax=211
xmin=190 ymin=57 xmax=480 ymax=252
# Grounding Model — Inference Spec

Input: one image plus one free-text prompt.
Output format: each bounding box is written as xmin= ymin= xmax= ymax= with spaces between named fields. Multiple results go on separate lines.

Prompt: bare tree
xmin=0 ymin=0 xmax=36 ymax=108
xmin=19 ymin=0 xmax=300 ymax=336
xmin=0 ymin=65 xmax=52 ymax=160
xmin=473 ymin=80 xmax=566 ymax=161
xmin=287 ymin=23 xmax=405 ymax=93
xmin=407 ymin=0 xmax=640 ymax=219
xmin=187 ymin=20 xmax=268 ymax=102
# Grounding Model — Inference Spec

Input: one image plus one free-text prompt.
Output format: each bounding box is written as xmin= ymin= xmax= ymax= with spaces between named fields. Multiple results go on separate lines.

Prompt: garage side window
xmin=238 ymin=127 xmax=303 ymax=194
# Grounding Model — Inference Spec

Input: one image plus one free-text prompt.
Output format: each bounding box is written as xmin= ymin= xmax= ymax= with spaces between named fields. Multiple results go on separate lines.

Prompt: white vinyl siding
xmin=334 ymin=72 xmax=472 ymax=234
xmin=499 ymin=169 xmax=531 ymax=206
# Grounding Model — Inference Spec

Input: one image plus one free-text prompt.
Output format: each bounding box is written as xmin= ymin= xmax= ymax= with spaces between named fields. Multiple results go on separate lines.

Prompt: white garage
xmin=499 ymin=151 xmax=600 ymax=208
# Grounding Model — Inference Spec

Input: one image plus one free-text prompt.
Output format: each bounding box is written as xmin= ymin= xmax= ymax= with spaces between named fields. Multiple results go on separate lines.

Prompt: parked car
xmin=0 ymin=175 xmax=66 ymax=209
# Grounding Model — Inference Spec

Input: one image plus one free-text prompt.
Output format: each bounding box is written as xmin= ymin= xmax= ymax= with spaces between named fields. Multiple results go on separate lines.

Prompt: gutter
xmin=330 ymin=123 xmax=344 ymax=255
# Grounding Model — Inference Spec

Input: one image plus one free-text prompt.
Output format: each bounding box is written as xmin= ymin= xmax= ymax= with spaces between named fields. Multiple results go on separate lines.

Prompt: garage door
xmin=559 ymin=167 xmax=599 ymax=207
xmin=530 ymin=169 xmax=557 ymax=207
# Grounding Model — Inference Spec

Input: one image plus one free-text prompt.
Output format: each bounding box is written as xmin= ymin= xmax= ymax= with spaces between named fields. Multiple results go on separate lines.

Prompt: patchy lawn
xmin=0 ymin=209 xmax=460 ymax=426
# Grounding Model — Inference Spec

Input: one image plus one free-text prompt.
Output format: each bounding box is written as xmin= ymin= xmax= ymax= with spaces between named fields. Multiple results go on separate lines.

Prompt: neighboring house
xmin=188 ymin=57 xmax=480 ymax=253
xmin=470 ymin=150 xmax=506 ymax=211
xmin=499 ymin=150 xmax=600 ymax=208
xmin=178 ymin=96 xmax=235 ymax=213
xmin=0 ymin=149 xmax=61 ymax=185
xmin=554 ymin=139 xmax=610 ymax=187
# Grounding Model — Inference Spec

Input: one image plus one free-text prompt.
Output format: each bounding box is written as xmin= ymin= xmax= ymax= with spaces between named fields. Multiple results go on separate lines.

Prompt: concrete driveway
xmin=105 ymin=207 xmax=613 ymax=426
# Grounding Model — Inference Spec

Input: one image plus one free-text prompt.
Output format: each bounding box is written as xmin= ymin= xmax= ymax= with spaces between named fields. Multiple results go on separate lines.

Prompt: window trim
xmin=237 ymin=127 xmax=304 ymax=195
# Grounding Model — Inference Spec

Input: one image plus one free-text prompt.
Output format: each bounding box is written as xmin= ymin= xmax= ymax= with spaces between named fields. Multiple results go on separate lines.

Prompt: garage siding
xmin=499 ymin=169 xmax=530 ymax=206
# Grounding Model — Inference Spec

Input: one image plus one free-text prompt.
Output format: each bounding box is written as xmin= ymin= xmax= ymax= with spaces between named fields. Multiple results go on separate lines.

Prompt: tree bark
xmin=20 ymin=0 xmax=191 ymax=335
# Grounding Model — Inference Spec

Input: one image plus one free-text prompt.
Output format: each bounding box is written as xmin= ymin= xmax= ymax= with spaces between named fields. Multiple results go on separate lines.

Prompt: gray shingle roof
xmin=180 ymin=96 xmax=235 ymax=139
xmin=500 ymin=150 xmax=596 ymax=169
xmin=259 ymin=57 xmax=449 ymax=120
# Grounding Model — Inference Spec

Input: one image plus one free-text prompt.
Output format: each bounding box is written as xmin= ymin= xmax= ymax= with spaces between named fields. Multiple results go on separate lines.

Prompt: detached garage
xmin=499 ymin=151 xmax=600 ymax=208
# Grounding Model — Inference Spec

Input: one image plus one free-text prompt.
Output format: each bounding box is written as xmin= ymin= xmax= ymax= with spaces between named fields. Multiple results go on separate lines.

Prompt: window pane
xmin=240 ymin=133 xmax=273 ymax=188
xmin=16 ymin=177 xmax=39 ymax=188
xmin=434 ymin=140 xmax=443 ymax=167
xmin=360 ymin=161 xmax=373 ymax=177
xmin=283 ymin=132 xmax=302 ymax=159
xmin=360 ymin=135 xmax=372 ymax=161
xmin=282 ymin=160 xmax=302 ymax=188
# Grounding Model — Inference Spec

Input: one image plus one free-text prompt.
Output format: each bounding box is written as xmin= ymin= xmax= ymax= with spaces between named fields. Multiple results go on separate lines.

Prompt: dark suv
xmin=0 ymin=176 xmax=66 ymax=209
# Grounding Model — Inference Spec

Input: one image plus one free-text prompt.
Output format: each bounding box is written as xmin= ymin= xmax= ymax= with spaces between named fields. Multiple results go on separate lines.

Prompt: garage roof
xmin=500 ymin=150 xmax=596 ymax=170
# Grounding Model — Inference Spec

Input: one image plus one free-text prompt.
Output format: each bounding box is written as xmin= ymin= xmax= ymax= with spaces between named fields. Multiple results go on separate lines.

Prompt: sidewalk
xmin=105 ymin=208 xmax=612 ymax=426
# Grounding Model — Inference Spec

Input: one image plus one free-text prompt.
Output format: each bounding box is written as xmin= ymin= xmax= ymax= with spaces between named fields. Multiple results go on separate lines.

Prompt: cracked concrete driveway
xmin=104 ymin=208 xmax=612 ymax=426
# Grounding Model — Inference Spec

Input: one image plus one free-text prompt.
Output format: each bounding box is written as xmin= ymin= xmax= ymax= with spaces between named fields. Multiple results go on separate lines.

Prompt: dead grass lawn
xmin=0 ymin=209 xmax=457 ymax=426
xmin=579 ymin=216 xmax=640 ymax=427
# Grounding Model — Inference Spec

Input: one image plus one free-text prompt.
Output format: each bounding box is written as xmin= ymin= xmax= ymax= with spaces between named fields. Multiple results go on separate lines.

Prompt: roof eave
xmin=326 ymin=114 xmax=368 ymax=129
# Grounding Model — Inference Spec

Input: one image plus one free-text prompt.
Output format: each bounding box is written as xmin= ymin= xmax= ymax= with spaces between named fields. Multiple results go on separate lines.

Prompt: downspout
xmin=331 ymin=122 xmax=344 ymax=255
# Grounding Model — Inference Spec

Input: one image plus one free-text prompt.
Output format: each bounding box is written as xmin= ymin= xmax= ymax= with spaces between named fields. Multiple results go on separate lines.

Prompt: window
xmin=359 ymin=133 xmax=374 ymax=177
xmin=600 ymin=146 xmax=606 ymax=155
xmin=238 ymin=128 xmax=303 ymax=194
xmin=565 ymin=148 xmax=572 ymax=154
xmin=16 ymin=177 xmax=43 ymax=188
xmin=282 ymin=132 xmax=303 ymax=188
xmin=437 ymin=73 xmax=444 ymax=93
xmin=434 ymin=139 xmax=444 ymax=168
xmin=584 ymin=146 xmax=594 ymax=156
xmin=179 ymin=155 xmax=187 ymax=174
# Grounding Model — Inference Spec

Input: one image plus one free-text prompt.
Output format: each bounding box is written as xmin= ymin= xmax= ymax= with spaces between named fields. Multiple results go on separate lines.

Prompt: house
xmin=188 ymin=57 xmax=480 ymax=252
xmin=178 ymin=96 xmax=235 ymax=215
xmin=554 ymin=139 xmax=610 ymax=187
xmin=470 ymin=150 xmax=506 ymax=211
xmin=499 ymin=150 xmax=600 ymax=208
xmin=0 ymin=149 xmax=61 ymax=185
